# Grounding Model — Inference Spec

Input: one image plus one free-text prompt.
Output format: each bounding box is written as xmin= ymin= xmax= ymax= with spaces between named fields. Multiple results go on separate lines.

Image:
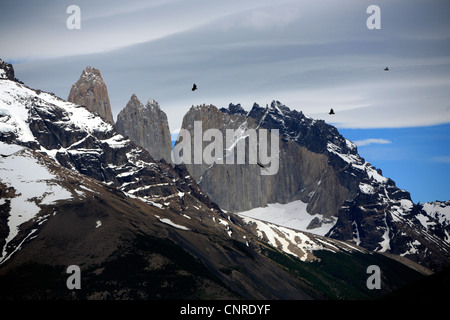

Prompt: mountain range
xmin=0 ymin=59 xmax=449 ymax=299
xmin=178 ymin=101 xmax=450 ymax=272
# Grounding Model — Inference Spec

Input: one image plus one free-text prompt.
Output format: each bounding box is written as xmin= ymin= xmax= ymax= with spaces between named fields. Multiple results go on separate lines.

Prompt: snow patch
xmin=327 ymin=141 xmax=388 ymax=184
xmin=237 ymin=200 xmax=336 ymax=236
xmin=422 ymin=201 xmax=450 ymax=226
xmin=241 ymin=216 xmax=325 ymax=261
xmin=155 ymin=215 xmax=190 ymax=231
xmin=359 ymin=183 xmax=375 ymax=194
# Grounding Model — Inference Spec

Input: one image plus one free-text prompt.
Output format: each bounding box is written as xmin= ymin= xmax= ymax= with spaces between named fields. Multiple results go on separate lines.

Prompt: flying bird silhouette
xmin=257 ymin=160 xmax=268 ymax=169
xmin=192 ymin=83 xmax=197 ymax=91
xmin=329 ymin=108 xmax=335 ymax=115
xmin=384 ymin=67 xmax=389 ymax=71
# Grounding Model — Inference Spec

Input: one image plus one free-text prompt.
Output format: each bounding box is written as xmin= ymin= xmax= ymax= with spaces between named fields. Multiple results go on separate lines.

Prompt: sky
xmin=0 ymin=0 xmax=449 ymax=203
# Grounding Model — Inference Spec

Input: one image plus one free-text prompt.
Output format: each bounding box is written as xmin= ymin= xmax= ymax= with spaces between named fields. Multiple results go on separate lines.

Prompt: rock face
xmin=178 ymin=102 xmax=352 ymax=216
xmin=115 ymin=94 xmax=172 ymax=163
xmin=67 ymin=66 xmax=114 ymax=124
xmin=177 ymin=101 xmax=450 ymax=271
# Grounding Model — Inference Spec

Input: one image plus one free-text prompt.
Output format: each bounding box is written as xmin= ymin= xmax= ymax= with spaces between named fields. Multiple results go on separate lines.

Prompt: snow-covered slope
xmin=0 ymin=140 xmax=110 ymax=265
xmin=421 ymin=200 xmax=450 ymax=242
xmin=0 ymin=142 xmax=71 ymax=263
xmin=238 ymin=200 xmax=336 ymax=236
xmin=0 ymin=79 xmax=111 ymax=144
xmin=241 ymin=214 xmax=365 ymax=262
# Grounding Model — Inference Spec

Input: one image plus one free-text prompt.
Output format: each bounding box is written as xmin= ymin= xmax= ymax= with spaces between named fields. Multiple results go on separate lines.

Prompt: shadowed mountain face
xmin=177 ymin=101 xmax=450 ymax=272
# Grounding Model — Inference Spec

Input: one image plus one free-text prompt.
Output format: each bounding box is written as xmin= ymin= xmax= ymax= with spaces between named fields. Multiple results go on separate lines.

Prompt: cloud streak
xmin=354 ymin=139 xmax=392 ymax=147
xmin=431 ymin=156 xmax=450 ymax=163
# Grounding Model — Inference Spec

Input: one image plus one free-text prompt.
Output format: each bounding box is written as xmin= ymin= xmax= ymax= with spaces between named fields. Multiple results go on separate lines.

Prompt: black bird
xmin=329 ymin=108 xmax=335 ymax=115
xmin=257 ymin=160 xmax=268 ymax=169
xmin=384 ymin=67 xmax=389 ymax=71
xmin=192 ymin=83 xmax=197 ymax=91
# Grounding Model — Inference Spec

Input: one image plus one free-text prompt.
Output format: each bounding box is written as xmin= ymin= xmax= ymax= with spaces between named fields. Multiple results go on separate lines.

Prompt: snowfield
xmin=422 ymin=201 xmax=450 ymax=227
xmin=237 ymin=200 xmax=337 ymax=236
xmin=155 ymin=215 xmax=190 ymax=231
xmin=0 ymin=142 xmax=72 ymax=264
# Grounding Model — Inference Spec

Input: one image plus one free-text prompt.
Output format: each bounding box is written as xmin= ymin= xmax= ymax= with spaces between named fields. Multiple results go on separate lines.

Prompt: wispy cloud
xmin=431 ymin=156 xmax=450 ymax=163
xmin=354 ymin=138 xmax=392 ymax=147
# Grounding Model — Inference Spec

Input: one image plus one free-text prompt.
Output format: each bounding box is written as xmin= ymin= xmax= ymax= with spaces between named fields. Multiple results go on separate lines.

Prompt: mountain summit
xmin=115 ymin=94 xmax=172 ymax=163
xmin=67 ymin=66 xmax=114 ymax=124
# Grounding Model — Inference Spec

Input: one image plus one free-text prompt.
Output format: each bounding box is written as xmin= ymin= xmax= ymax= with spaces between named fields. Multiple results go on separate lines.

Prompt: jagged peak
xmin=190 ymin=103 xmax=217 ymax=112
xmin=146 ymin=98 xmax=160 ymax=109
xmin=219 ymin=103 xmax=247 ymax=116
xmin=68 ymin=66 xmax=105 ymax=90
xmin=68 ymin=65 xmax=114 ymax=123
xmin=124 ymin=94 xmax=144 ymax=109
xmin=123 ymin=95 xmax=162 ymax=112
xmin=129 ymin=93 xmax=140 ymax=101
xmin=79 ymin=66 xmax=103 ymax=83
xmin=251 ymin=102 xmax=262 ymax=110
xmin=269 ymin=100 xmax=291 ymax=115
xmin=0 ymin=59 xmax=14 ymax=80
xmin=0 ymin=59 xmax=21 ymax=83
xmin=423 ymin=199 xmax=450 ymax=207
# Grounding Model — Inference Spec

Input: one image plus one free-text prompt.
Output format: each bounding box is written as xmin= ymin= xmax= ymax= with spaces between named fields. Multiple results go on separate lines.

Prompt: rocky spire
xmin=67 ymin=66 xmax=114 ymax=124
xmin=115 ymin=94 xmax=173 ymax=163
